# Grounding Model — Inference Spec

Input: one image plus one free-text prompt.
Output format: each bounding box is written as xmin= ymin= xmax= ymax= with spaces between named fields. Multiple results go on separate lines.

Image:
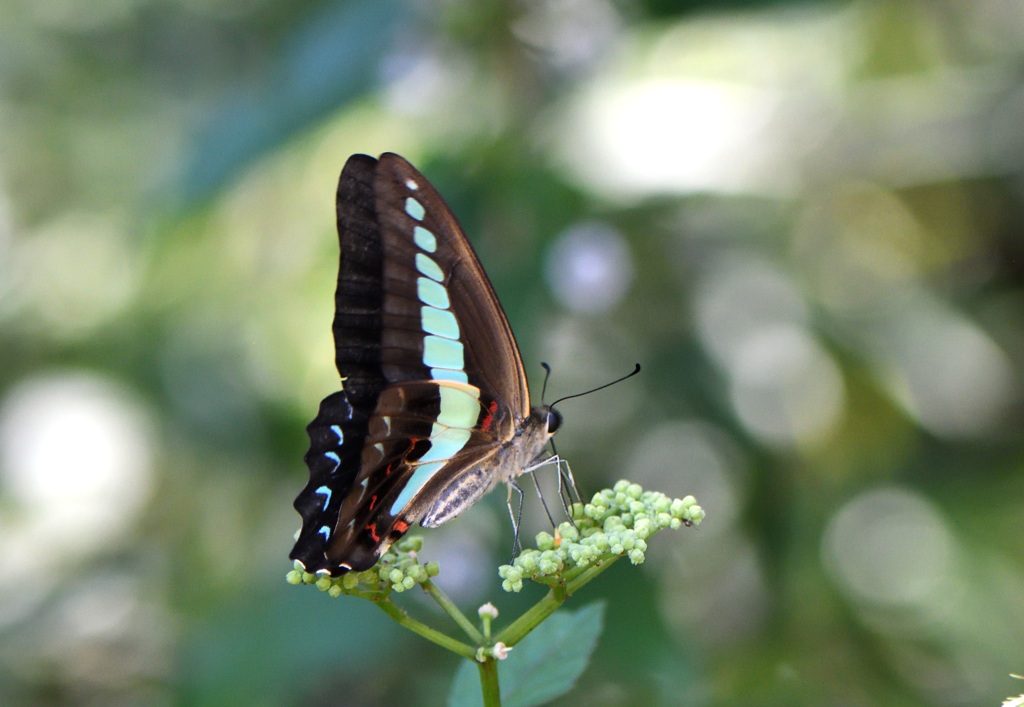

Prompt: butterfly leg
xmin=529 ymin=471 xmax=560 ymax=527
xmin=555 ymin=455 xmax=581 ymax=507
xmin=552 ymin=456 xmax=580 ymax=529
xmin=506 ymin=479 xmax=525 ymax=561
xmin=523 ymin=454 xmax=581 ymax=527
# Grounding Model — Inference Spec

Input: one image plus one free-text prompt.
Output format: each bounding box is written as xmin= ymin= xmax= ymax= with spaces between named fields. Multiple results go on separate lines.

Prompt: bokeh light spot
xmin=545 ymin=221 xmax=634 ymax=313
xmin=0 ymin=372 xmax=155 ymax=565
xmin=822 ymin=487 xmax=953 ymax=608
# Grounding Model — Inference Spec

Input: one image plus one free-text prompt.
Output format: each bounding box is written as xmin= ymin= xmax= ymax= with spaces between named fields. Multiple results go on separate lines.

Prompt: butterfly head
xmin=543 ymin=406 xmax=562 ymax=435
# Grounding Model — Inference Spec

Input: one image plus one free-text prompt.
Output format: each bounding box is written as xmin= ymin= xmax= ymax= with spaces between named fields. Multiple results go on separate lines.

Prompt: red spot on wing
xmin=393 ymin=519 xmax=410 ymax=534
xmin=481 ymin=400 xmax=499 ymax=431
xmin=366 ymin=522 xmax=380 ymax=543
xmin=368 ymin=494 xmax=378 ymax=510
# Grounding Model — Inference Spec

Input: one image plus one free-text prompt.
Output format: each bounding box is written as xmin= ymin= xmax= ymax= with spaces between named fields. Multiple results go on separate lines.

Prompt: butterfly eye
xmin=545 ymin=409 xmax=562 ymax=434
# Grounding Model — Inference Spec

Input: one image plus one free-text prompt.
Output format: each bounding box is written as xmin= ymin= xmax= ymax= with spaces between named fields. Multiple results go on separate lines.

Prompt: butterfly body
xmin=290 ymin=153 xmax=559 ymax=576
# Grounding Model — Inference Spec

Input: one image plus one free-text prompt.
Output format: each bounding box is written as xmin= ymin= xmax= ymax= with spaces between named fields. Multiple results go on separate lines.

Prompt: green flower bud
xmin=316 ymin=576 xmax=333 ymax=592
xmin=538 ymin=551 xmax=561 ymax=574
xmin=426 ymin=561 xmax=440 ymax=576
xmin=634 ymin=518 xmax=653 ymax=538
xmin=400 ymin=535 xmax=424 ymax=552
xmin=628 ymin=549 xmax=645 ymax=564
xmin=516 ymin=552 xmax=538 ymax=572
xmin=535 ymin=531 xmax=555 ymax=551
xmin=328 ymin=584 xmax=343 ymax=598
xmin=502 ymin=578 xmax=523 ymax=593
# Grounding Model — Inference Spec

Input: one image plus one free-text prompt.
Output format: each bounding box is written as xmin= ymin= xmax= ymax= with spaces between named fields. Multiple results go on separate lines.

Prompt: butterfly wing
xmin=372 ymin=153 xmax=530 ymax=417
xmin=290 ymin=153 xmax=531 ymax=575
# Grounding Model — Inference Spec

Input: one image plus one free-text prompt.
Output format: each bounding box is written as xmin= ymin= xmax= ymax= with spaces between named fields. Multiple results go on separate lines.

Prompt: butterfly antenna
xmin=540 ymin=362 xmax=553 ymax=403
xmin=531 ymin=363 xmax=640 ymax=532
xmin=548 ymin=362 xmax=641 ymax=408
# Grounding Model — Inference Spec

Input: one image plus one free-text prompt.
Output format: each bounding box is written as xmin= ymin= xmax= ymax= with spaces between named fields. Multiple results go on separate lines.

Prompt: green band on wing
xmin=422 ymin=306 xmax=460 ymax=340
xmin=405 ymin=197 xmax=426 ymax=221
xmin=416 ymin=253 xmax=444 ymax=282
xmin=391 ymin=461 xmax=445 ymax=513
xmin=388 ymin=387 xmax=478 ymax=514
xmin=414 ymin=226 xmax=437 ymax=253
xmin=436 ymin=385 xmax=479 ymax=429
xmin=417 ymin=278 xmax=450 ymax=309
xmin=423 ymin=335 xmax=465 ymax=370
xmin=431 ymin=368 xmax=469 ymax=384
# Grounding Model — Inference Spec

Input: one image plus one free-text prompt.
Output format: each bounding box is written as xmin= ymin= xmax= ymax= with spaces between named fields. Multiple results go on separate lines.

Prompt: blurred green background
xmin=2 ymin=0 xmax=1023 ymax=704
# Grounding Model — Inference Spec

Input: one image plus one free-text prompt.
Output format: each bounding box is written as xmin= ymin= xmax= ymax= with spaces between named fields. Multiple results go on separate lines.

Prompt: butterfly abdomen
xmin=421 ymin=407 xmax=554 ymax=527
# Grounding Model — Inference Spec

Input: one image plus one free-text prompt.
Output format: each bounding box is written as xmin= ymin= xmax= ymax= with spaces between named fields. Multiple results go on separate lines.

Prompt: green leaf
xmin=448 ymin=602 xmax=605 ymax=707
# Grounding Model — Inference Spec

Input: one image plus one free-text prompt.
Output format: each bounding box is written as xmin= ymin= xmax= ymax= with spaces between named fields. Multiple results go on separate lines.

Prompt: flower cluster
xmin=497 ymin=480 xmax=704 ymax=593
xmin=285 ymin=535 xmax=439 ymax=597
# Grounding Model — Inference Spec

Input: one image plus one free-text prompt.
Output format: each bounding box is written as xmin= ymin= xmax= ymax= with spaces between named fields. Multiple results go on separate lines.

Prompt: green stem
xmin=371 ymin=597 xmax=477 ymax=660
xmin=491 ymin=556 xmax=622 ymax=648
xmin=478 ymin=658 xmax=501 ymax=707
xmin=421 ymin=580 xmax=484 ymax=643
xmin=493 ymin=585 xmax=568 ymax=647
xmin=565 ymin=556 xmax=620 ymax=594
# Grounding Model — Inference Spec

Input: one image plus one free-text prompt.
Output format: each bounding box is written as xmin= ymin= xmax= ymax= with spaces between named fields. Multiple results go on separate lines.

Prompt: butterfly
xmin=290 ymin=153 xmax=564 ymax=575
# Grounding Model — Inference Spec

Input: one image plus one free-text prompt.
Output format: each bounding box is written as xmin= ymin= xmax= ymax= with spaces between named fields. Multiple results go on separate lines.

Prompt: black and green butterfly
xmin=290 ymin=153 xmax=563 ymax=575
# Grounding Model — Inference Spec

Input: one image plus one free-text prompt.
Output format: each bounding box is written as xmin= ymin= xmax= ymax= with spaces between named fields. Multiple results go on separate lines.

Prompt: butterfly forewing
xmin=374 ymin=154 xmax=530 ymax=418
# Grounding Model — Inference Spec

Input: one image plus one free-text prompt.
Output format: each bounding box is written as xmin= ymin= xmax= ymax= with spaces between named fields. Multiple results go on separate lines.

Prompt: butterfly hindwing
xmin=289 ymin=390 xmax=368 ymax=569
xmin=315 ymin=381 xmax=514 ymax=571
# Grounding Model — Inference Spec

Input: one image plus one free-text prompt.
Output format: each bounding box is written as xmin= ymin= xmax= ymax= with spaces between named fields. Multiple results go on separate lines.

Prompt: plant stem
xmin=478 ymin=658 xmax=501 ymax=707
xmin=565 ymin=556 xmax=619 ymax=594
xmin=493 ymin=585 xmax=567 ymax=647
xmin=371 ymin=597 xmax=477 ymax=660
xmin=421 ymin=579 xmax=484 ymax=643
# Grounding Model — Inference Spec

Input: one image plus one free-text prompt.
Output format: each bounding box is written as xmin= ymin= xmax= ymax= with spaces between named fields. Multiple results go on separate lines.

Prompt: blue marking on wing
xmin=391 ymin=461 xmax=446 ymax=513
xmin=405 ymin=197 xmax=426 ymax=220
xmin=315 ymin=485 xmax=332 ymax=510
